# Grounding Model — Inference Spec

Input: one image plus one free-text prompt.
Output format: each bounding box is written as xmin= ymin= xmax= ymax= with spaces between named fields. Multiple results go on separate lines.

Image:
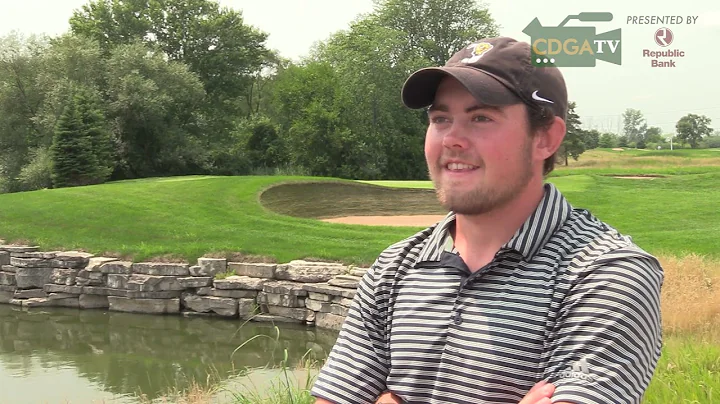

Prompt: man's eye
xmin=430 ymin=116 xmax=449 ymax=124
xmin=472 ymin=115 xmax=491 ymax=122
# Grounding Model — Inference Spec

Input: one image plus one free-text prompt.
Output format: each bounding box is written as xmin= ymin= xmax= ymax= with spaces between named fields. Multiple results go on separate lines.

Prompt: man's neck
xmin=452 ymin=179 xmax=546 ymax=272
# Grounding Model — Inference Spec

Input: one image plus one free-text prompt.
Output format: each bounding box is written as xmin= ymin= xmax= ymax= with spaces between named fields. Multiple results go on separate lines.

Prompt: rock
xmin=331 ymin=304 xmax=349 ymax=317
xmin=275 ymin=260 xmax=346 ymax=283
xmin=46 ymin=294 xmax=80 ymax=308
xmin=214 ymin=276 xmax=266 ymax=290
xmin=0 ymin=271 xmax=16 ymax=286
xmin=0 ymin=246 xmax=39 ymax=253
xmin=79 ymin=294 xmax=109 ymax=309
xmin=0 ymin=291 xmax=13 ymax=304
xmin=350 ymin=267 xmax=369 ymax=277
xmin=47 ymin=292 xmax=76 ymax=300
xmin=100 ymin=261 xmax=132 ymax=274
xmin=15 ymin=267 xmax=54 ymax=289
xmin=193 ymin=258 xmax=227 ymax=277
xmin=83 ymin=286 xmax=127 ymax=297
xmin=188 ymin=266 xmax=201 ymax=276
xmin=267 ymin=306 xmax=313 ymax=322
xmin=251 ymin=314 xmax=303 ymax=324
xmin=182 ymin=294 xmax=237 ymax=317
xmin=126 ymin=291 xmax=182 ymax=299
xmin=14 ymin=289 xmax=46 ymax=299
xmin=52 ymin=251 xmax=94 ymax=269
xmin=0 ymin=251 xmax=10 ymax=266
xmin=132 ymin=263 xmax=189 ymax=276
xmin=23 ymin=298 xmax=54 ymax=308
xmin=262 ymin=280 xmax=308 ymax=296
xmin=333 ymin=297 xmax=355 ymax=307
xmin=196 ymin=287 xmax=212 ymax=296
xmin=315 ymin=312 xmax=346 ymax=331
xmin=230 ymin=262 xmax=277 ymax=279
xmin=44 ymin=284 xmax=83 ymax=294
xmin=10 ymin=257 xmax=52 ymax=268
xmin=1 ymin=265 xmax=17 ymax=273
xmin=86 ymin=257 xmax=119 ymax=271
xmin=306 ymin=299 xmax=332 ymax=313
xmin=75 ymin=270 xmax=105 ymax=286
xmin=302 ymin=283 xmax=356 ymax=299
xmin=178 ymin=277 xmax=213 ymax=288
xmin=51 ymin=268 xmax=78 ymax=285
xmin=307 ymin=292 xmax=332 ymax=302
xmin=212 ymin=289 xmax=257 ymax=299
xmin=257 ymin=292 xmax=304 ymax=308
xmin=108 ymin=297 xmax=180 ymax=314
xmin=238 ymin=298 xmax=257 ymax=319
xmin=327 ymin=275 xmax=362 ymax=289
xmin=107 ymin=274 xmax=130 ymax=289
xmin=126 ymin=274 xmax=183 ymax=292
xmin=0 ymin=285 xmax=15 ymax=292
xmin=17 ymin=251 xmax=57 ymax=259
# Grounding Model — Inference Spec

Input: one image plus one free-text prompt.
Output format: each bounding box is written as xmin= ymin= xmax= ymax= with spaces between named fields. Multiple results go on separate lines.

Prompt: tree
xmin=622 ymin=108 xmax=647 ymax=143
xmin=70 ymin=0 xmax=270 ymax=142
xmin=372 ymin=0 xmax=500 ymax=66
xmin=557 ymin=102 xmax=586 ymax=165
xmin=644 ymin=126 xmax=664 ymax=144
xmin=50 ymin=92 xmax=107 ymax=188
xmin=582 ymin=129 xmax=600 ymax=149
xmin=676 ymin=114 xmax=713 ymax=148
xmin=598 ymin=132 xmax=617 ymax=148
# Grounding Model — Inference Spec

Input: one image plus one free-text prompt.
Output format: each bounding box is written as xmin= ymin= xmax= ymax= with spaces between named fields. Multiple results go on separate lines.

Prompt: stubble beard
xmin=429 ymin=143 xmax=535 ymax=215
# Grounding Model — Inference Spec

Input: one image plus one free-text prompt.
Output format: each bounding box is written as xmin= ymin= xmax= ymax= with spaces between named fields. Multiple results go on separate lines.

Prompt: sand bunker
xmin=322 ymin=215 xmax=446 ymax=226
xmin=612 ymin=175 xmax=665 ymax=179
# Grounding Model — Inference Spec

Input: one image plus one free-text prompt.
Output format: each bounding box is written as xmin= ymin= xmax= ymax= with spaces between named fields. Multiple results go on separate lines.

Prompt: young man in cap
xmin=311 ymin=36 xmax=664 ymax=404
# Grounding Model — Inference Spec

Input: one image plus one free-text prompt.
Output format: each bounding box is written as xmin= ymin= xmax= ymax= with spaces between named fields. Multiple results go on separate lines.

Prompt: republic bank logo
xmin=523 ymin=12 xmax=621 ymax=67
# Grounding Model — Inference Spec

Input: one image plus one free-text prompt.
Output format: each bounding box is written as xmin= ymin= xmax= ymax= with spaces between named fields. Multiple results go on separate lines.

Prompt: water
xmin=0 ymin=304 xmax=339 ymax=403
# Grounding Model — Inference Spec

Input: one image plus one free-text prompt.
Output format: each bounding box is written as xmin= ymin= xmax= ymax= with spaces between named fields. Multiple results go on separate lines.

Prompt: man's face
xmin=424 ymin=76 xmax=540 ymax=215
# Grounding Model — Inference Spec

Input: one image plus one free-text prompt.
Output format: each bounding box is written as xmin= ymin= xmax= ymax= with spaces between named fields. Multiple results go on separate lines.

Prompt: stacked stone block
xmin=0 ymin=244 xmax=369 ymax=331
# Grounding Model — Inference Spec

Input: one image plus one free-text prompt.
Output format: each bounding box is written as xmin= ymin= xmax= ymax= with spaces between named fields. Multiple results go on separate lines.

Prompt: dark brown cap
xmin=401 ymin=37 xmax=568 ymax=121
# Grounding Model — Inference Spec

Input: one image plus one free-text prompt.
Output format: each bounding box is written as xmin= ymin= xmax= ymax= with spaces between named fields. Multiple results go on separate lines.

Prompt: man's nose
xmin=442 ymin=122 xmax=470 ymax=149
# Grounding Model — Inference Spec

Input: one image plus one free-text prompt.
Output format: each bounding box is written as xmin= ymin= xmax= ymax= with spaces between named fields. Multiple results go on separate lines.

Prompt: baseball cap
xmin=401 ymin=37 xmax=568 ymax=121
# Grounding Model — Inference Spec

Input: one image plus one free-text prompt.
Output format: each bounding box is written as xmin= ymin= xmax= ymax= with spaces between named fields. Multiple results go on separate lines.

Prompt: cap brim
xmin=401 ymin=66 xmax=521 ymax=109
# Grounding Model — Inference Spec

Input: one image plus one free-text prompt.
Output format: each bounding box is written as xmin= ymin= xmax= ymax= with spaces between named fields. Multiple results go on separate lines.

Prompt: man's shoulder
xmin=561 ymin=207 xmax=663 ymax=278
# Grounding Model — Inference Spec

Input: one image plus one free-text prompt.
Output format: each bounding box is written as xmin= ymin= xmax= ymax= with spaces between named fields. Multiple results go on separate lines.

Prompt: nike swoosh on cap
xmin=532 ymin=90 xmax=554 ymax=104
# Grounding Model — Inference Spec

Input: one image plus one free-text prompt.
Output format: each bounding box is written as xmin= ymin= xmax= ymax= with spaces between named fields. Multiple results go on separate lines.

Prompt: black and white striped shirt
xmin=312 ymin=183 xmax=664 ymax=404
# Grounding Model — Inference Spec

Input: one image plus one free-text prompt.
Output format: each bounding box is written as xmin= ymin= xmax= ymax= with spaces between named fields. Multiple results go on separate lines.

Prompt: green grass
xmin=0 ymin=175 xmax=424 ymax=265
xmin=644 ymin=333 xmax=720 ymax=403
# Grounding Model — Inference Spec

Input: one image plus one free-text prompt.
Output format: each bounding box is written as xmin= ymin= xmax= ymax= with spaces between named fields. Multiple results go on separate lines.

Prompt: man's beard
xmin=429 ymin=143 xmax=535 ymax=215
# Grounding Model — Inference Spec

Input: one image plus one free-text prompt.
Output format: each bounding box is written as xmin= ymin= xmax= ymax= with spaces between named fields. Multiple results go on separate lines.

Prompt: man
xmin=311 ymin=36 xmax=664 ymax=404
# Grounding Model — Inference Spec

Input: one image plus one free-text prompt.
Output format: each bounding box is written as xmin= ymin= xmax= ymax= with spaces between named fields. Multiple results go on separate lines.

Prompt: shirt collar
xmin=414 ymin=183 xmax=572 ymax=265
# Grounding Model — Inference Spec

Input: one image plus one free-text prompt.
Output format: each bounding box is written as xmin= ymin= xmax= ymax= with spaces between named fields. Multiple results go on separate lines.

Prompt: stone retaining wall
xmin=0 ymin=243 xmax=365 ymax=331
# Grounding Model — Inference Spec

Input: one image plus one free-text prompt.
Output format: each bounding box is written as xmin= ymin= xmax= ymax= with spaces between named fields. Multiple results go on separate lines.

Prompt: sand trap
xmin=322 ymin=215 xmax=446 ymax=226
xmin=613 ymin=175 xmax=663 ymax=179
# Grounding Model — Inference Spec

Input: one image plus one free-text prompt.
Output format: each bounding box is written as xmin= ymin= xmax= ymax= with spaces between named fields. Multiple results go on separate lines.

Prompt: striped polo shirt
xmin=311 ymin=183 xmax=664 ymax=404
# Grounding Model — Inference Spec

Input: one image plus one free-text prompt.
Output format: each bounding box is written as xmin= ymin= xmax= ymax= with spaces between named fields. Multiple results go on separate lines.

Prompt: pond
xmin=0 ymin=304 xmax=340 ymax=403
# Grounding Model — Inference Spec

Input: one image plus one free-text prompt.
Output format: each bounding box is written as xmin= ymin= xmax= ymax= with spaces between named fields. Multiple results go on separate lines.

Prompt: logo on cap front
xmin=460 ymin=42 xmax=493 ymax=64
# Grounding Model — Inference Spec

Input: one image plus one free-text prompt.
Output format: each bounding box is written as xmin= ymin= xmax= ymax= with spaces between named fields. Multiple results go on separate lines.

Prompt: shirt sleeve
xmin=543 ymin=248 xmax=664 ymax=404
xmin=311 ymin=262 xmax=390 ymax=404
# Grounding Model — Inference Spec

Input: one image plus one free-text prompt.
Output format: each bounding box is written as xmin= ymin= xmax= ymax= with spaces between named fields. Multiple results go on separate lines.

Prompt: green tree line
xmin=0 ymin=0 xmax=714 ymax=193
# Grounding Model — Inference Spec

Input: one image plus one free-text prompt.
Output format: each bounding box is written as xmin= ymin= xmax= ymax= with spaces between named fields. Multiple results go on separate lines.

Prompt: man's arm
xmin=543 ymin=249 xmax=664 ymax=404
xmin=310 ymin=263 xmax=391 ymax=404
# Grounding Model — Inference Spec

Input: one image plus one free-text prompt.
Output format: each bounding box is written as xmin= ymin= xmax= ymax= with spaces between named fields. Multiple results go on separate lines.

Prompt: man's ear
xmin=534 ymin=116 xmax=566 ymax=161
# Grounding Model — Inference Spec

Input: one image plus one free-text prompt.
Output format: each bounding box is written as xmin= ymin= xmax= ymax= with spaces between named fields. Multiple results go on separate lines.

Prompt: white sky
xmin=1 ymin=0 xmax=719 ymax=135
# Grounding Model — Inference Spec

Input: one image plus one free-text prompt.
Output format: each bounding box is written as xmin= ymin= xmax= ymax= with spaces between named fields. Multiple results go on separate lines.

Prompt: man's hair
xmin=527 ymin=104 xmax=559 ymax=176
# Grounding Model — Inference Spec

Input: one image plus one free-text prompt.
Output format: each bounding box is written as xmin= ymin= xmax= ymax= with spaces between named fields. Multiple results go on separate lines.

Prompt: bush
xmin=702 ymin=136 xmax=720 ymax=148
xmin=18 ymin=147 xmax=54 ymax=191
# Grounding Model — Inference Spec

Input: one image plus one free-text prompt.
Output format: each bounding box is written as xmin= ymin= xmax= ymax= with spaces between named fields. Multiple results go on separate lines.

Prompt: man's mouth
xmin=445 ymin=162 xmax=479 ymax=171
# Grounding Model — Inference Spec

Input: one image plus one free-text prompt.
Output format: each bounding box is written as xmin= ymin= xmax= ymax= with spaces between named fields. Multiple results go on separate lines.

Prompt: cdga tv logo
xmin=523 ymin=12 xmax=621 ymax=67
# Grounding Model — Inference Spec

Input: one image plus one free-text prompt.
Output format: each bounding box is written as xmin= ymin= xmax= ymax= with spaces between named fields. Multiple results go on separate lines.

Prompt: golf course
xmin=0 ymin=148 xmax=719 ymax=403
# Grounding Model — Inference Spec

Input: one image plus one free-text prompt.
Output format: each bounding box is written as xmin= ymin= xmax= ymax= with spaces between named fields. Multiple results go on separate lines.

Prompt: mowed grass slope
xmin=0 ymin=176 xmax=433 ymax=265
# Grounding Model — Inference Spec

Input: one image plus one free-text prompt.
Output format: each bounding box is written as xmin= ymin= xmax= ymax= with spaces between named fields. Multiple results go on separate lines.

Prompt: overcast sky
xmin=1 ymin=0 xmax=718 ymax=135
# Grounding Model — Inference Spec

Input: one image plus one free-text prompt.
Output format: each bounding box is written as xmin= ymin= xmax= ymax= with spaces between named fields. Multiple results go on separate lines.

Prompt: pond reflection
xmin=0 ymin=304 xmax=339 ymax=402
